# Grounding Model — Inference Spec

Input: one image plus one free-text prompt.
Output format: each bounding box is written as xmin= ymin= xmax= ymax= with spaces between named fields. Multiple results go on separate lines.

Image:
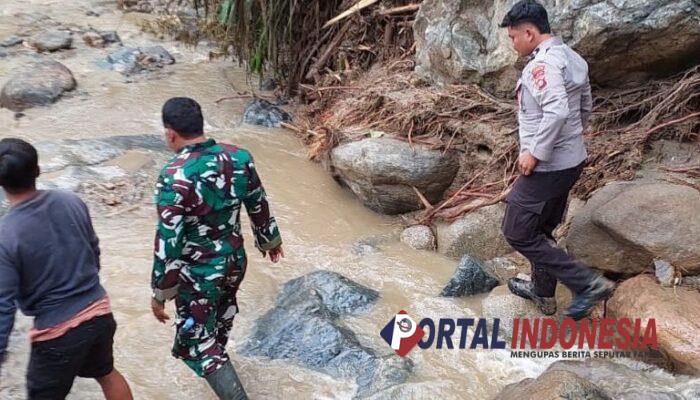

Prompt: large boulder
xmin=414 ymin=0 xmax=700 ymax=94
xmin=567 ymin=182 xmax=700 ymax=276
xmin=241 ymin=270 xmax=412 ymax=398
xmin=495 ymin=369 xmax=611 ymax=400
xmin=607 ymin=274 xmax=700 ymax=376
xmin=30 ymin=30 xmax=72 ymax=52
xmin=330 ymin=138 xmax=459 ymax=214
xmin=0 ymin=60 xmax=76 ymax=111
xmin=547 ymin=359 xmax=700 ymax=399
xmin=435 ymin=203 xmax=512 ymax=260
xmin=441 ymin=255 xmax=499 ymax=297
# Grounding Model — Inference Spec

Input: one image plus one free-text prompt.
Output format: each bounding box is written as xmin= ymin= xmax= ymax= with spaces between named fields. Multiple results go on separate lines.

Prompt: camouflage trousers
xmin=172 ymin=258 xmax=246 ymax=377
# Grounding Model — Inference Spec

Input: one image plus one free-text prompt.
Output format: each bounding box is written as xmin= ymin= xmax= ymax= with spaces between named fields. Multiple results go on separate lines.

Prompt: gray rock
xmin=100 ymin=31 xmax=121 ymax=45
xmin=0 ymin=49 xmax=7 ymax=58
xmin=681 ymin=275 xmax=700 ymax=290
xmin=655 ymin=259 xmax=678 ymax=287
xmin=441 ymin=255 xmax=498 ymax=297
xmin=242 ymin=99 xmax=291 ymax=128
xmin=0 ymin=60 xmax=76 ymax=111
xmin=31 ymin=30 xmax=72 ymax=52
xmin=331 ymin=138 xmax=459 ymax=215
xmin=567 ymin=182 xmax=700 ymax=276
xmin=400 ymin=225 xmax=436 ymax=251
xmin=436 ymin=203 xmax=512 ymax=260
xmin=414 ymin=0 xmax=700 ymax=94
xmin=547 ymin=359 xmax=700 ymax=400
xmin=0 ymin=36 xmax=23 ymax=47
xmin=260 ymin=77 xmax=277 ymax=91
xmin=495 ymin=369 xmax=611 ymax=400
xmin=352 ymin=237 xmax=383 ymax=256
xmin=141 ymin=45 xmax=175 ymax=66
xmin=106 ymin=46 xmax=174 ymax=75
xmin=241 ymin=271 xmax=411 ymax=398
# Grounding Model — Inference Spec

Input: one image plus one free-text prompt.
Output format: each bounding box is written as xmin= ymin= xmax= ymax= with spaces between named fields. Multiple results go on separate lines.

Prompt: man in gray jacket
xmin=499 ymin=0 xmax=614 ymax=320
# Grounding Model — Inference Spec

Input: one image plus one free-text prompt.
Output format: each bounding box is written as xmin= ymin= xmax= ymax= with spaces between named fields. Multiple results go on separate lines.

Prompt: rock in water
xmin=0 ymin=35 xmax=23 ymax=47
xmin=106 ymin=46 xmax=174 ymax=75
xmin=441 ymin=255 xmax=498 ymax=297
xmin=31 ymin=30 xmax=72 ymax=52
xmin=0 ymin=60 xmax=76 ymax=111
xmin=242 ymin=99 xmax=291 ymax=127
xmin=495 ymin=369 xmax=611 ymax=400
xmin=330 ymin=138 xmax=459 ymax=215
xmin=400 ymin=225 xmax=436 ymax=251
xmin=607 ymin=274 xmax=700 ymax=376
xmin=242 ymin=270 xmax=412 ymax=397
xmin=567 ymin=182 xmax=700 ymax=276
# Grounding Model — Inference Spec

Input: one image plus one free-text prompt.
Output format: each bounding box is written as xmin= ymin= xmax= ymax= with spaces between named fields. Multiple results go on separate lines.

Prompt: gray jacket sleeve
xmin=524 ymin=60 xmax=569 ymax=162
xmin=0 ymin=244 xmax=18 ymax=358
xmin=580 ymin=77 xmax=593 ymax=131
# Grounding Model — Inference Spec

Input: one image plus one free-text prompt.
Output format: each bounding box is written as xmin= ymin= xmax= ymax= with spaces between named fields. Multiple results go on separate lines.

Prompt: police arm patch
xmin=531 ymin=64 xmax=547 ymax=91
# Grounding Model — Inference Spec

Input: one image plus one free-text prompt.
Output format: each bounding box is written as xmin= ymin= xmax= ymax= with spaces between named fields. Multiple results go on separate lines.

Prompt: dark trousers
xmin=501 ymin=163 xmax=598 ymax=297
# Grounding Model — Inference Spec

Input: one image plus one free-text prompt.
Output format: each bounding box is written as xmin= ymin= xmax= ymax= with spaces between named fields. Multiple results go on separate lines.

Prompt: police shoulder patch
xmin=530 ymin=64 xmax=547 ymax=91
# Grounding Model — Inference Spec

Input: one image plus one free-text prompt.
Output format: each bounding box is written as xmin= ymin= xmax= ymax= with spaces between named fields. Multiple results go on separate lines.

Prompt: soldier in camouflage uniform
xmin=150 ymin=97 xmax=283 ymax=399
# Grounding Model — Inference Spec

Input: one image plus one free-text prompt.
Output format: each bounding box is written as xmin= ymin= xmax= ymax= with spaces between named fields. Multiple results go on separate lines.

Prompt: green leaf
xmin=368 ymin=130 xmax=385 ymax=138
xmin=218 ymin=0 xmax=233 ymax=25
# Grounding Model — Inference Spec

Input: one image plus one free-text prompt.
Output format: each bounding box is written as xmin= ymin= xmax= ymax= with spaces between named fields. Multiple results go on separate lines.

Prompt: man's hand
xmin=151 ymin=298 xmax=170 ymax=324
xmin=267 ymin=245 xmax=285 ymax=263
xmin=518 ymin=151 xmax=539 ymax=176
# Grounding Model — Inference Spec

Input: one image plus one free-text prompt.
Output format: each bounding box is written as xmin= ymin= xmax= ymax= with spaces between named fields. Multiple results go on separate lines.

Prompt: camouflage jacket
xmin=151 ymin=139 xmax=281 ymax=302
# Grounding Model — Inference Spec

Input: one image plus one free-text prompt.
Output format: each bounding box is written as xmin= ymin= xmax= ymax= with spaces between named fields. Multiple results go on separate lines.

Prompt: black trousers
xmin=27 ymin=314 xmax=116 ymax=400
xmin=501 ymin=163 xmax=598 ymax=297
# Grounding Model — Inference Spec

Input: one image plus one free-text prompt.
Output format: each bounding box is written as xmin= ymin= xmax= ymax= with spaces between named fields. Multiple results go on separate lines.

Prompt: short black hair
xmin=0 ymin=138 xmax=40 ymax=193
xmin=162 ymin=97 xmax=204 ymax=139
xmin=499 ymin=0 xmax=551 ymax=34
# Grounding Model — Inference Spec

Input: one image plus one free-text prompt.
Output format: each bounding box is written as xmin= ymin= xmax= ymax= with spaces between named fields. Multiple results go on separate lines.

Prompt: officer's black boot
xmin=205 ymin=361 xmax=248 ymax=400
xmin=507 ymin=277 xmax=557 ymax=315
xmin=566 ymin=275 xmax=615 ymax=321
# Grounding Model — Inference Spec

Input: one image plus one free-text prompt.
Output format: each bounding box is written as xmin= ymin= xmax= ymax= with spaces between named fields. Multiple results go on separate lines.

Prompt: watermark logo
xmin=380 ymin=310 xmax=425 ymax=357
xmin=379 ymin=311 xmax=659 ymax=360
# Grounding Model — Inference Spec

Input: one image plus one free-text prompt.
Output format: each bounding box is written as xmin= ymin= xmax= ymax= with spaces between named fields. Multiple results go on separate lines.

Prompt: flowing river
xmin=0 ymin=1 xmax=696 ymax=399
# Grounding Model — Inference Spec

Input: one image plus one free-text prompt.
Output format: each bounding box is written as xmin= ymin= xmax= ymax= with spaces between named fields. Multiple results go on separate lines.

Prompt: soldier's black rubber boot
xmin=507 ymin=277 xmax=557 ymax=315
xmin=205 ymin=361 xmax=248 ymax=400
xmin=566 ymin=275 xmax=616 ymax=321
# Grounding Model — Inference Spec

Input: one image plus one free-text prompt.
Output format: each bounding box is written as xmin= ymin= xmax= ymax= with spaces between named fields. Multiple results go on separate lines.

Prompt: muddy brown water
xmin=0 ymin=1 xmax=695 ymax=399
